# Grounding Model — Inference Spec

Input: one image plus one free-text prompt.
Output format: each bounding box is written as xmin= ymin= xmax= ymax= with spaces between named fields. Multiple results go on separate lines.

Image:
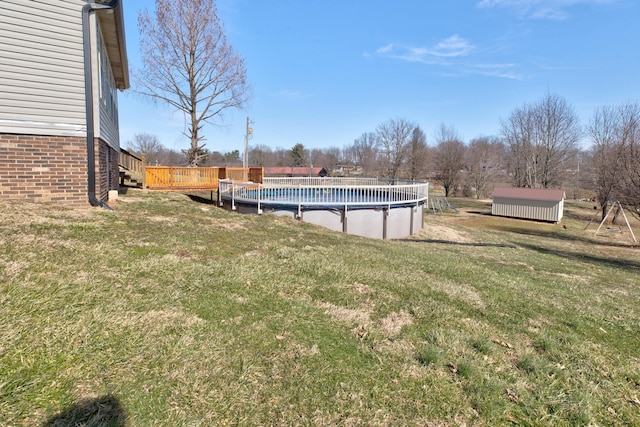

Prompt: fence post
xmin=141 ymin=153 xmax=147 ymax=189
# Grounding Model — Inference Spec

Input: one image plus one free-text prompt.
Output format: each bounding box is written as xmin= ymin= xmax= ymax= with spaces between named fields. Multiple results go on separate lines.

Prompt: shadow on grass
xmin=490 ymin=224 xmax=638 ymax=249
xmin=42 ymin=395 xmax=126 ymax=427
xmin=118 ymin=185 xmax=132 ymax=196
xmin=403 ymin=239 xmax=516 ymax=248
xmin=185 ymin=192 xmax=217 ymax=205
xmin=118 ymin=184 xmax=143 ymax=196
xmin=519 ymin=242 xmax=640 ymax=273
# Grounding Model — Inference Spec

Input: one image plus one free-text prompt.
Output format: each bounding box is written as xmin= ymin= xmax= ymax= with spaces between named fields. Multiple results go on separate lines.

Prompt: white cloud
xmin=374 ymin=37 xmax=522 ymax=80
xmin=530 ymin=7 xmax=569 ymax=19
xmin=273 ymin=90 xmax=312 ymax=100
xmin=477 ymin=0 xmax=618 ymax=20
xmin=375 ymin=35 xmax=474 ymax=63
xmin=376 ymin=44 xmax=394 ymax=54
xmin=431 ymin=35 xmax=475 ymax=57
xmin=471 ymin=63 xmax=524 ymax=79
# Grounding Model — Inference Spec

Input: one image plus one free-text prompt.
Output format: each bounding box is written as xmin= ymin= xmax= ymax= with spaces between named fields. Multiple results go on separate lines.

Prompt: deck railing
xmin=145 ymin=166 xmax=263 ymax=190
xmin=119 ymin=149 xmax=145 ymax=185
xmin=219 ymin=178 xmax=429 ymax=210
xmin=145 ymin=167 xmax=220 ymax=190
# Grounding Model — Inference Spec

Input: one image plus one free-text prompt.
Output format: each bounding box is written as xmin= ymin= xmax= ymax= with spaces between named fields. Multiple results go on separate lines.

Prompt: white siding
xmin=492 ymin=197 xmax=563 ymax=222
xmin=0 ymin=0 xmax=86 ymax=136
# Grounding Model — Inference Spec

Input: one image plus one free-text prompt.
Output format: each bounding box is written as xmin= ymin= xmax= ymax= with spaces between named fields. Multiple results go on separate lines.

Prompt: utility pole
xmin=243 ymin=117 xmax=254 ymax=168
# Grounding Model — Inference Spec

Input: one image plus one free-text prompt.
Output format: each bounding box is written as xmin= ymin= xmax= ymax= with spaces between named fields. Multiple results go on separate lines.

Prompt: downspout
xmin=82 ymin=0 xmax=119 ymax=208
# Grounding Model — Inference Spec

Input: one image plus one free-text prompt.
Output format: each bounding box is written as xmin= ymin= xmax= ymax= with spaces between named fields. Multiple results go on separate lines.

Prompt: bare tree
xmin=588 ymin=103 xmax=640 ymax=219
xmin=588 ymin=105 xmax=623 ymax=218
xmin=126 ymin=133 xmax=163 ymax=164
xmin=614 ymin=103 xmax=640 ymax=216
xmin=535 ymin=93 xmax=582 ymax=188
xmin=324 ymin=147 xmax=342 ymax=174
xmin=501 ymin=93 xmax=581 ymax=188
xmin=273 ymin=147 xmax=290 ymax=167
xmin=588 ymin=104 xmax=640 ymax=218
xmin=126 ymin=133 xmax=186 ymax=166
xmin=309 ymin=147 xmax=341 ymax=175
xmin=136 ymin=0 xmax=251 ymax=166
xmin=249 ymin=144 xmax=274 ymax=167
xmin=434 ymin=124 xmax=465 ymax=197
xmin=351 ymin=132 xmax=379 ymax=177
xmin=376 ymin=118 xmax=415 ymax=179
xmin=465 ymin=136 xmax=505 ymax=199
xmin=407 ymin=126 xmax=429 ymax=181
xmin=501 ymin=103 xmax=536 ymax=187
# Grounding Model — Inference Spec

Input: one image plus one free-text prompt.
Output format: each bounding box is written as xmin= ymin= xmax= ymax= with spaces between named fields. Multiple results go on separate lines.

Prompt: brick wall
xmin=0 ymin=133 xmax=116 ymax=206
xmin=96 ymin=140 xmax=119 ymax=201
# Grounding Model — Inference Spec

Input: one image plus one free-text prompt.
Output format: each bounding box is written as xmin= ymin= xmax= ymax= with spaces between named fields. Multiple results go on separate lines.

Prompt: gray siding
xmin=492 ymin=197 xmax=564 ymax=222
xmin=0 ymin=0 xmax=86 ymax=136
xmin=98 ymin=90 xmax=120 ymax=150
xmin=96 ymin=27 xmax=120 ymax=149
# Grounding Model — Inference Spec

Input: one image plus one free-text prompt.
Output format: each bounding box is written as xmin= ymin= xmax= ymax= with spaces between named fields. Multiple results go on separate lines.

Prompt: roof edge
xmin=112 ymin=1 xmax=129 ymax=89
xmin=491 ymin=187 xmax=566 ymax=202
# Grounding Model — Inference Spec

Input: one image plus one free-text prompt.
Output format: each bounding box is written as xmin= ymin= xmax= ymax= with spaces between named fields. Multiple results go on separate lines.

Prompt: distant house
xmin=264 ymin=167 xmax=328 ymax=178
xmin=333 ymin=164 xmax=361 ymax=176
xmin=491 ymin=187 xmax=566 ymax=223
xmin=0 ymin=0 xmax=129 ymax=206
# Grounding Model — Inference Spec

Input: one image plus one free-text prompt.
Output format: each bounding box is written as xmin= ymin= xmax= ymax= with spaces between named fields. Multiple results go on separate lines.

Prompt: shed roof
xmin=491 ymin=187 xmax=565 ymax=202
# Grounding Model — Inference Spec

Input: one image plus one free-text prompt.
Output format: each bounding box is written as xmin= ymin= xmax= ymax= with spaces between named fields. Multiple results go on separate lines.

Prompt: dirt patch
xmin=413 ymin=222 xmax=472 ymax=243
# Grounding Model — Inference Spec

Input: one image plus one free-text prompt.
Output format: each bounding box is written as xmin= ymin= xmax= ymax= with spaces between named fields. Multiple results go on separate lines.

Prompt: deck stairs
xmin=119 ymin=149 xmax=145 ymax=188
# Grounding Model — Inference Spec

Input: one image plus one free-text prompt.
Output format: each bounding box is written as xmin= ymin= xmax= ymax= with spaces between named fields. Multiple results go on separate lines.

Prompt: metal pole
xmin=243 ymin=117 xmax=253 ymax=169
xmin=243 ymin=117 xmax=248 ymax=168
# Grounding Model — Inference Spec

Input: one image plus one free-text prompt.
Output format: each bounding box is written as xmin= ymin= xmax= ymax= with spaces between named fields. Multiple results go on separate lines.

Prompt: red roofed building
xmin=491 ymin=187 xmax=566 ymax=223
xmin=264 ymin=167 xmax=328 ymax=177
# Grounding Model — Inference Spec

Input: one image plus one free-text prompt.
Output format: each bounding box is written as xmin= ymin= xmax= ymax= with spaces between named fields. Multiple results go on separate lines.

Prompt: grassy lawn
xmin=1 ymin=190 xmax=639 ymax=426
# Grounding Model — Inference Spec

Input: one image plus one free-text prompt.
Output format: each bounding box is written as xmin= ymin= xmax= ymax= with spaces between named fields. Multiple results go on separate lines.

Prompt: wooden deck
xmin=145 ymin=166 xmax=220 ymax=190
xmin=145 ymin=166 xmax=263 ymax=190
xmin=119 ymin=149 xmax=263 ymax=191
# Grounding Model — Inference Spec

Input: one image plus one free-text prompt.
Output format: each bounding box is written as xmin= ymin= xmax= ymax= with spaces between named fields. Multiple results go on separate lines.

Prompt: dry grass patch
xmin=412 ymin=221 xmax=473 ymax=243
xmin=379 ymin=310 xmax=414 ymax=337
xmin=314 ymin=301 xmax=371 ymax=326
xmin=2 ymin=194 xmax=640 ymax=426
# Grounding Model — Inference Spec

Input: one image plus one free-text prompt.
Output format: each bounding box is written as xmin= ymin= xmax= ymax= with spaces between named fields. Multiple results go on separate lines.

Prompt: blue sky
xmin=119 ymin=0 xmax=639 ymax=154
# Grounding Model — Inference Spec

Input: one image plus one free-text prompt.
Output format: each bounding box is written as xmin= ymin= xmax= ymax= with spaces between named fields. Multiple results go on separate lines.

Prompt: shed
xmin=491 ymin=187 xmax=565 ymax=223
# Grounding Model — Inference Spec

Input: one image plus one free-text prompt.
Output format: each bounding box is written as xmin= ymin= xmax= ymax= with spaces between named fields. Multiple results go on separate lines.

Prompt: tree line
xmin=131 ymin=1 xmax=638 ymax=218
xmin=127 ymin=92 xmax=640 ymax=219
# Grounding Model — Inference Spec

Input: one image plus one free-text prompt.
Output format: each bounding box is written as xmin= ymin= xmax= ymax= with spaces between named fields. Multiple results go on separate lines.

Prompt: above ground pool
xmin=218 ymin=177 xmax=429 ymax=239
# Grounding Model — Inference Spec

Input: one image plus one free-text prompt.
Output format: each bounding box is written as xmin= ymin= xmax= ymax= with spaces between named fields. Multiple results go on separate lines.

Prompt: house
xmin=491 ymin=187 xmax=566 ymax=223
xmin=332 ymin=164 xmax=361 ymax=176
xmin=0 ymin=0 xmax=129 ymax=206
xmin=263 ymin=167 xmax=328 ymax=178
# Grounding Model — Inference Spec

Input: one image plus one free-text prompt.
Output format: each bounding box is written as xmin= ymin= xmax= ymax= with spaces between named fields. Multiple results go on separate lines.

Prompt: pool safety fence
xmin=218 ymin=178 xmax=429 ymax=239
xmin=219 ymin=178 xmax=429 ymax=213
